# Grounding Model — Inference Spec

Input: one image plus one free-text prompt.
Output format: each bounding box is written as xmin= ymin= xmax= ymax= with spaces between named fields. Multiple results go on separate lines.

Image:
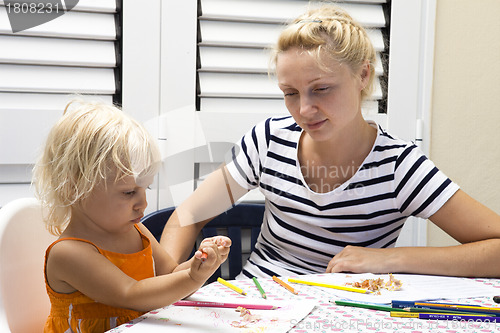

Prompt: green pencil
xmin=252 ymin=277 xmax=267 ymax=299
xmin=334 ymin=300 xmax=406 ymax=312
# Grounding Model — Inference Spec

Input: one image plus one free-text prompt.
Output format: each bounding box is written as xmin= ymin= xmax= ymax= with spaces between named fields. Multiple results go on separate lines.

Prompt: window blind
xmin=195 ymin=0 xmax=390 ymax=195
xmin=197 ymin=0 xmax=388 ymax=116
xmin=0 ymin=0 xmax=121 ymax=204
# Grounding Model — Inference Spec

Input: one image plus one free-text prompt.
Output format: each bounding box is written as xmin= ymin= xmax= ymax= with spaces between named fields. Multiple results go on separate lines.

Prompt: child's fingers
xmin=195 ymin=243 xmax=220 ymax=264
xmin=215 ymin=236 xmax=231 ymax=248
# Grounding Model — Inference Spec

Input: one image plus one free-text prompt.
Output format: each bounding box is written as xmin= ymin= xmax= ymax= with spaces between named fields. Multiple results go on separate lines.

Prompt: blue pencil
xmin=419 ymin=313 xmax=500 ymax=322
xmin=392 ymin=300 xmax=482 ymax=309
xmin=393 ymin=300 xmax=500 ymax=317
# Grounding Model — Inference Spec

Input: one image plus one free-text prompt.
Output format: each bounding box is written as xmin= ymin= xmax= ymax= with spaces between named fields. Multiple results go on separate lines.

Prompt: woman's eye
xmin=284 ymin=92 xmax=297 ymax=97
xmin=314 ymin=86 xmax=329 ymax=93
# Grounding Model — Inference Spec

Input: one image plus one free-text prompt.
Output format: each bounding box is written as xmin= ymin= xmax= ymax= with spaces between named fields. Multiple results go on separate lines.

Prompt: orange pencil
xmin=200 ymin=252 xmax=208 ymax=262
xmin=272 ymin=275 xmax=298 ymax=295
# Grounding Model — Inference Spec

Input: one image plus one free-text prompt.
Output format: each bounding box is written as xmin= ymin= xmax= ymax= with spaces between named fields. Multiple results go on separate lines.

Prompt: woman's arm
xmin=160 ymin=165 xmax=248 ymax=263
xmin=327 ymin=190 xmax=500 ymax=277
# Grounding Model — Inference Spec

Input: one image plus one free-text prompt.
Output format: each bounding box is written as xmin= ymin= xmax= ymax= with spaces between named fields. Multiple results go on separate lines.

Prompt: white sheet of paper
xmin=288 ymin=273 xmax=500 ymax=304
xmin=125 ymin=296 xmax=316 ymax=333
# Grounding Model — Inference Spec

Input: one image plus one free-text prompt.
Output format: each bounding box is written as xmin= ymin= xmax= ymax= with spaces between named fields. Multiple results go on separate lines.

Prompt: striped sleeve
xmin=394 ymin=144 xmax=459 ymax=219
xmin=226 ymin=119 xmax=269 ymax=191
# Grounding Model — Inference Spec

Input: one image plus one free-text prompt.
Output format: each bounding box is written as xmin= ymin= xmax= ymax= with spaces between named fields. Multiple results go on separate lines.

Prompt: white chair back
xmin=0 ymin=198 xmax=57 ymax=333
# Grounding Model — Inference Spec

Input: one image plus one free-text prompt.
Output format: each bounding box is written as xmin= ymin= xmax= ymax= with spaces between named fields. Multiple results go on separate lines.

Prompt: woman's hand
xmin=326 ymin=245 xmax=396 ymax=274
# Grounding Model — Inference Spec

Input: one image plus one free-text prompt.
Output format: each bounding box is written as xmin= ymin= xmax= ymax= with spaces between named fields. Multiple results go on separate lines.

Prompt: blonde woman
xmin=161 ymin=4 xmax=500 ymax=279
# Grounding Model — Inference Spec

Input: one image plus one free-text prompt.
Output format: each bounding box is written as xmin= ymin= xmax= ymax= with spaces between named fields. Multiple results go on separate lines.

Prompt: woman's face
xmin=276 ymin=47 xmax=368 ymax=142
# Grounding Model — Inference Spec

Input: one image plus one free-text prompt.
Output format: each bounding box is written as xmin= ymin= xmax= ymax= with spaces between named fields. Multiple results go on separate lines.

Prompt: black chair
xmin=141 ymin=203 xmax=264 ymax=283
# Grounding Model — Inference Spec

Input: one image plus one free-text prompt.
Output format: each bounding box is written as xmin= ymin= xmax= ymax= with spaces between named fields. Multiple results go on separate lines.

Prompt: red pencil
xmin=173 ymin=300 xmax=278 ymax=310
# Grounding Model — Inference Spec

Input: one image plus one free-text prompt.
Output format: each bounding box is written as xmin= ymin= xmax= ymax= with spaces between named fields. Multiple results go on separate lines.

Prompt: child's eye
xmin=124 ymin=190 xmax=136 ymax=196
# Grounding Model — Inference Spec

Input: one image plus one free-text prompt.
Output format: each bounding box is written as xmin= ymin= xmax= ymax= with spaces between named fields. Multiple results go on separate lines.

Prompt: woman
xmin=161 ymin=4 xmax=500 ymax=278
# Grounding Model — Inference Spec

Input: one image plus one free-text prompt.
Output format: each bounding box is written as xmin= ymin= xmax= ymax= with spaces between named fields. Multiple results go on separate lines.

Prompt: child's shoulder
xmin=47 ymin=237 xmax=100 ymax=259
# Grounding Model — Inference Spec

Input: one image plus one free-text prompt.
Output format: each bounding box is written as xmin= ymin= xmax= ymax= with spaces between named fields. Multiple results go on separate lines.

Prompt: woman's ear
xmin=359 ymin=61 xmax=371 ymax=89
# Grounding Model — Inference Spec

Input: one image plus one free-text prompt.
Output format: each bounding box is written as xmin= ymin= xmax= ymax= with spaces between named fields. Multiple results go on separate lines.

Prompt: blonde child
xmin=33 ymin=100 xmax=231 ymax=332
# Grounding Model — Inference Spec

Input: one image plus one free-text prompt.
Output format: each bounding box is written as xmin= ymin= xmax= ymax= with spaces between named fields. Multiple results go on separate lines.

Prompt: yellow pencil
xmin=391 ymin=311 xmax=490 ymax=318
xmin=287 ymin=277 xmax=370 ymax=294
xmin=217 ymin=277 xmax=246 ymax=295
xmin=391 ymin=311 xmax=419 ymax=318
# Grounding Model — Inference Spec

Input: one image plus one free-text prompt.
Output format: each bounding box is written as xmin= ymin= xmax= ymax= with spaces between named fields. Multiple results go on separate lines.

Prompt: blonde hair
xmin=272 ymin=4 xmax=376 ymax=100
xmin=32 ymin=100 xmax=161 ymax=235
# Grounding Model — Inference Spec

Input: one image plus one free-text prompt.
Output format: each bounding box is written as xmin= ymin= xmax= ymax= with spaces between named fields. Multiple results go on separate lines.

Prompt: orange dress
xmin=44 ymin=225 xmax=155 ymax=333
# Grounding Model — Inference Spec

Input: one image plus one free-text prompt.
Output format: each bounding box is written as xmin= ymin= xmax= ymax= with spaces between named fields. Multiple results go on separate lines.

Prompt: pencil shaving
xmin=346 ymin=274 xmax=402 ymax=294
xmin=231 ymin=307 xmax=261 ymax=328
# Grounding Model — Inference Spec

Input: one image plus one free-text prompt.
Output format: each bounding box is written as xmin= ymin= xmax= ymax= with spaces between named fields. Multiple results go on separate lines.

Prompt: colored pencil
xmin=414 ymin=302 xmax=500 ymax=314
xmin=403 ymin=307 xmax=494 ymax=316
xmin=288 ymin=277 xmax=369 ymax=294
xmin=217 ymin=277 xmax=246 ymax=295
xmin=392 ymin=300 xmax=482 ymax=309
xmin=252 ymin=277 xmax=267 ymax=299
xmin=334 ymin=300 xmax=406 ymax=312
xmin=173 ymin=300 xmax=278 ymax=310
xmin=391 ymin=312 xmax=499 ymax=321
xmin=402 ymin=304 xmax=500 ymax=317
xmin=200 ymin=252 xmax=208 ymax=262
xmin=272 ymin=276 xmax=298 ymax=295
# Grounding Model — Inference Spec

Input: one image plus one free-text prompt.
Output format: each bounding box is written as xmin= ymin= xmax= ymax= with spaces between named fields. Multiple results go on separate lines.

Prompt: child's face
xmin=78 ymin=174 xmax=152 ymax=233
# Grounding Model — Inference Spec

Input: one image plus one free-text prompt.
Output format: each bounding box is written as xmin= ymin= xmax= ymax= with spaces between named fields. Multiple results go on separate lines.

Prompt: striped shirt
xmin=226 ymin=116 xmax=459 ymax=279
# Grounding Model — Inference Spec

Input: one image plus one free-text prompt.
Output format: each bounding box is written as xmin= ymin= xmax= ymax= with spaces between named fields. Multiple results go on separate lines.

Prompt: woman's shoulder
xmin=368 ymin=122 xmax=426 ymax=165
xmin=372 ymin=122 xmax=417 ymax=151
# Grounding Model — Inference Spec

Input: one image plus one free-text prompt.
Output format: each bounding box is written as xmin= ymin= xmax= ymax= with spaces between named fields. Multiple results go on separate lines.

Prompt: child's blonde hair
xmin=272 ymin=4 xmax=376 ymax=100
xmin=33 ymin=100 xmax=161 ymax=236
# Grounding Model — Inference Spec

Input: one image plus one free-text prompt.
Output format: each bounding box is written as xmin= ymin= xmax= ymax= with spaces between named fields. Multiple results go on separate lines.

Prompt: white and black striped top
xmin=226 ymin=116 xmax=459 ymax=279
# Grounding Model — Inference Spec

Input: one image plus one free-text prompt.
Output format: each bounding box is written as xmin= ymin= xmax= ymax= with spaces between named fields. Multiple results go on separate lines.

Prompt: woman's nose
xmin=299 ymin=95 xmax=315 ymax=116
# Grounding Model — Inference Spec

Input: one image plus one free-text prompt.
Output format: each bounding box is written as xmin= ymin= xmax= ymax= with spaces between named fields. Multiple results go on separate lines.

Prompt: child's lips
xmin=132 ymin=215 xmax=143 ymax=223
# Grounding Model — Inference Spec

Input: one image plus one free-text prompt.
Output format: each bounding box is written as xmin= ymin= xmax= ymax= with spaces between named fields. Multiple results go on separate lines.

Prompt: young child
xmin=33 ymin=100 xmax=231 ymax=333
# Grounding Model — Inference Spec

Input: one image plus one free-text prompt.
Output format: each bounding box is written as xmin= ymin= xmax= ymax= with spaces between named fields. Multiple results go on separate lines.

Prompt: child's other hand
xmin=200 ymin=236 xmax=231 ymax=263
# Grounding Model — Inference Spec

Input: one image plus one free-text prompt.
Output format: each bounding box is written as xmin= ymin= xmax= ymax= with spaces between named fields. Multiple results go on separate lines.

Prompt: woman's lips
xmin=306 ymin=119 xmax=327 ymax=130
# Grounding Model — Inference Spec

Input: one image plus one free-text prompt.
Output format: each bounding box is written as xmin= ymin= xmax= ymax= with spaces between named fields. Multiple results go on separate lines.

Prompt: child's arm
xmin=172 ymin=236 xmax=232 ymax=272
xmin=46 ymin=237 xmax=224 ymax=312
xmin=138 ymin=224 xmax=231 ymax=275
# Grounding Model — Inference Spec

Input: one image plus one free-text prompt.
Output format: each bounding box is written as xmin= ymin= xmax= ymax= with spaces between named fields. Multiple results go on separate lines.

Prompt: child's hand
xmin=189 ymin=241 xmax=223 ymax=283
xmin=200 ymin=236 xmax=231 ymax=263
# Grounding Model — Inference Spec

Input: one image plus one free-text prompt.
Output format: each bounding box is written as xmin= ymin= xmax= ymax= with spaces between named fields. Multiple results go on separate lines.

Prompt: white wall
xmin=427 ymin=0 xmax=500 ymax=246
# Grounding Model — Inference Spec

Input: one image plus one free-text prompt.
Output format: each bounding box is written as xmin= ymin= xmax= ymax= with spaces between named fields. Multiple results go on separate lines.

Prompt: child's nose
xmin=135 ymin=189 xmax=148 ymax=211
